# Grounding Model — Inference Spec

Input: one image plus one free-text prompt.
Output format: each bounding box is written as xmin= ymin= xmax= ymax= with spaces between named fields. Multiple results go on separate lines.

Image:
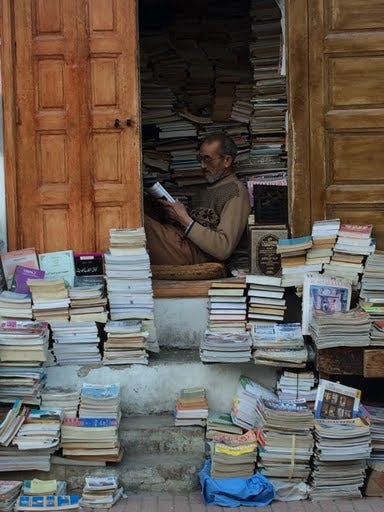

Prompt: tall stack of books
xmin=51 ymin=322 xmax=101 ymax=366
xmin=69 ymin=280 xmax=107 ymax=323
xmin=277 ymin=371 xmax=318 ymax=404
xmin=174 ymin=387 xmax=209 ymax=427
xmin=0 ymin=292 xmax=33 ymax=321
xmin=209 ymin=429 xmax=258 ymax=478
xmin=200 ymin=331 xmax=252 ymax=363
xmin=103 ymin=320 xmax=149 ymax=365
xmin=80 ymin=476 xmax=123 ymax=509
xmin=0 ymin=481 xmax=22 ymax=511
xmin=360 ymin=252 xmax=384 ymax=320
xmin=251 ymin=322 xmax=308 ymax=367
xmin=28 ymin=279 xmax=70 ymax=322
xmin=276 ymin=236 xmax=318 ymax=290
xmin=308 ymin=219 xmax=340 ymax=266
xmin=207 ymin=281 xmax=247 ymax=332
xmin=246 ymin=275 xmax=286 ymax=323
xmin=41 ymin=389 xmax=79 ymax=419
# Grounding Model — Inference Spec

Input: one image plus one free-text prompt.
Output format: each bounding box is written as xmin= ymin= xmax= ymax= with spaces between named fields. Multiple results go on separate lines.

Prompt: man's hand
xmin=158 ymin=199 xmax=192 ymax=228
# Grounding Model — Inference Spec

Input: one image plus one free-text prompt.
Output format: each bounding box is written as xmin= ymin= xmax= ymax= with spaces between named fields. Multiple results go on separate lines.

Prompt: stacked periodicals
xmin=0 ymin=321 xmax=49 ymax=367
xmin=69 ymin=279 xmax=107 ymax=323
xmin=246 ymin=275 xmax=286 ymax=323
xmin=277 ymin=371 xmax=317 ymax=403
xmin=360 ymin=252 xmax=384 ymax=319
xmin=15 ymin=495 xmax=80 ymax=511
xmin=210 ymin=429 xmax=258 ymax=479
xmin=0 ymin=367 xmax=46 ymax=406
xmin=276 ymin=236 xmax=320 ymax=290
xmin=0 ymin=481 xmax=22 ymax=511
xmin=28 ymin=279 xmax=70 ymax=322
xmin=0 ymin=292 xmax=32 ymax=321
xmin=365 ymin=405 xmax=384 ymax=462
xmin=12 ymin=408 xmax=61 ymax=452
xmin=174 ymin=387 xmax=208 ymax=427
xmin=307 ymin=219 xmax=340 ymax=266
xmin=309 ymin=308 xmax=371 ymax=349
xmin=207 ymin=281 xmax=247 ymax=332
xmin=41 ymin=389 xmax=79 ymax=419
xmin=251 ymin=322 xmax=308 ymax=368
xmin=370 ymin=321 xmax=384 ymax=346
xmin=103 ymin=320 xmax=148 ymax=366
xmin=51 ymin=322 xmax=101 ymax=366
xmin=200 ymin=331 xmax=252 ymax=363
xmin=206 ymin=412 xmax=243 ymax=440
xmin=256 ymin=398 xmax=314 ymax=484
xmin=80 ymin=476 xmax=123 ymax=509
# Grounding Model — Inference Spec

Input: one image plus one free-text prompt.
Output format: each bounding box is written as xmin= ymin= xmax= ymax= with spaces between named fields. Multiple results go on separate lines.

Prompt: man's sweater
xmin=187 ymin=173 xmax=251 ymax=261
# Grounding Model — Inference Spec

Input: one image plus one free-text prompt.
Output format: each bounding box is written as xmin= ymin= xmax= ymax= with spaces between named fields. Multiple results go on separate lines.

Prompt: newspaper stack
xmin=206 ymin=412 xmax=243 ymax=440
xmin=69 ymin=278 xmax=107 ymax=323
xmin=0 ymin=292 xmax=32 ymax=321
xmin=246 ymin=275 xmax=286 ymax=323
xmin=210 ymin=429 xmax=258 ymax=478
xmin=80 ymin=476 xmax=123 ymax=509
xmin=231 ymin=375 xmax=276 ymax=430
xmin=207 ymin=281 xmax=247 ymax=332
xmin=12 ymin=408 xmax=61 ymax=451
xmin=28 ymin=279 xmax=70 ymax=322
xmin=251 ymin=322 xmax=308 ymax=368
xmin=200 ymin=331 xmax=252 ymax=363
xmin=41 ymin=389 xmax=79 ymax=419
xmin=309 ymin=308 xmax=371 ymax=349
xmin=103 ymin=320 xmax=148 ymax=366
xmin=0 ymin=321 xmax=49 ymax=368
xmin=308 ymin=219 xmax=340 ymax=266
xmin=365 ymin=405 xmax=384 ymax=462
xmin=105 ymin=228 xmax=158 ymax=353
xmin=51 ymin=322 xmax=101 ymax=366
xmin=360 ymin=252 xmax=384 ymax=320
xmin=0 ymin=481 xmax=22 ymax=511
xmin=0 ymin=367 xmax=46 ymax=406
xmin=174 ymin=387 xmax=208 ymax=427
xmin=277 ymin=371 xmax=318 ymax=403
xmin=256 ymin=398 xmax=314 ymax=484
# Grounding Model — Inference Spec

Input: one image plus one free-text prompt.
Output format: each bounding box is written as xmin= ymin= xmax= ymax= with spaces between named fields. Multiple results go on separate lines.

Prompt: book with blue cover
xmin=16 ymin=494 xmax=80 ymax=510
xmin=80 ymin=383 xmax=120 ymax=400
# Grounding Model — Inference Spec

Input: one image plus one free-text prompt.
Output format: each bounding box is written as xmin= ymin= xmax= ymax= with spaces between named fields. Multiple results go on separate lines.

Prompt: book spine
xmin=62 ymin=418 xmax=117 ymax=427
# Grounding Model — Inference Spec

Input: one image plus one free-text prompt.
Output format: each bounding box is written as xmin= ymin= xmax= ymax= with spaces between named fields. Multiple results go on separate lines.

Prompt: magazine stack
xmin=174 ymin=387 xmax=208 ymax=426
xmin=369 ymin=321 xmax=384 ymax=346
xmin=0 ymin=292 xmax=33 ymax=321
xmin=276 ymin=236 xmax=318 ymax=291
xmin=27 ymin=279 xmax=70 ymax=322
xmin=276 ymin=371 xmax=318 ymax=404
xmin=200 ymin=331 xmax=252 ymax=363
xmin=41 ymin=389 xmax=79 ymax=419
xmin=12 ymin=408 xmax=61 ymax=452
xmin=365 ymin=405 xmax=384 ymax=462
xmin=69 ymin=279 xmax=108 ymax=323
xmin=246 ymin=275 xmax=286 ymax=324
xmin=251 ymin=323 xmax=308 ymax=367
xmin=0 ymin=481 xmax=22 ymax=511
xmin=80 ymin=476 xmax=124 ymax=509
xmin=307 ymin=219 xmax=340 ymax=266
xmin=206 ymin=412 xmax=243 ymax=440
xmin=360 ymin=251 xmax=384 ymax=320
xmin=51 ymin=322 xmax=101 ymax=365
xmin=15 ymin=494 xmax=80 ymax=512
xmin=103 ymin=320 xmax=149 ymax=365
xmin=207 ymin=281 xmax=247 ymax=332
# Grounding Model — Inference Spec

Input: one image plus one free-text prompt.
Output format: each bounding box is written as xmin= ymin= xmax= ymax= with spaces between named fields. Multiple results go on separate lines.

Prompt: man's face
xmin=198 ymin=141 xmax=232 ymax=184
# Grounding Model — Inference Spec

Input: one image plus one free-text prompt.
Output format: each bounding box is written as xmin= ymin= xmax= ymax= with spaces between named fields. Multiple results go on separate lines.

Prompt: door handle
xmin=114 ymin=119 xmax=121 ymax=128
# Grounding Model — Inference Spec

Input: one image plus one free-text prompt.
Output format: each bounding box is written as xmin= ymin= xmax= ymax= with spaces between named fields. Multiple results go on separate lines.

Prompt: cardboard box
xmin=250 ymin=228 xmax=288 ymax=276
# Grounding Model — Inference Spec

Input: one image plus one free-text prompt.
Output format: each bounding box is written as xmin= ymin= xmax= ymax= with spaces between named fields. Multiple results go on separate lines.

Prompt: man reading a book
xmin=144 ymin=133 xmax=251 ymax=265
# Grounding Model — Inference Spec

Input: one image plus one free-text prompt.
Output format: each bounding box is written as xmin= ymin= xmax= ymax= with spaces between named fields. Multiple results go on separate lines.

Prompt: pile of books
xmin=69 ymin=279 xmax=107 ymax=323
xmin=276 ymin=236 xmax=318 ymax=290
xmin=309 ymin=308 xmax=371 ymax=349
xmin=174 ymin=387 xmax=208 ymax=427
xmin=200 ymin=331 xmax=252 ymax=363
xmin=365 ymin=405 xmax=384 ymax=462
xmin=246 ymin=275 xmax=286 ymax=323
xmin=15 ymin=494 xmax=80 ymax=511
xmin=277 ymin=371 xmax=318 ymax=403
xmin=0 ymin=367 xmax=46 ymax=406
xmin=207 ymin=281 xmax=247 ymax=332
xmin=21 ymin=479 xmax=67 ymax=496
xmin=0 ymin=446 xmax=51 ymax=472
xmin=0 ymin=292 xmax=32 ymax=320
xmin=80 ymin=476 xmax=123 ymax=509
xmin=28 ymin=279 xmax=70 ymax=322
xmin=251 ymin=322 xmax=307 ymax=367
xmin=206 ymin=412 xmax=243 ymax=440
xmin=0 ymin=481 xmax=22 ymax=511
xmin=12 ymin=408 xmax=61 ymax=451
xmin=51 ymin=322 xmax=101 ymax=366
xmin=370 ymin=320 xmax=384 ymax=345
xmin=103 ymin=320 xmax=148 ymax=366
xmin=360 ymin=252 xmax=384 ymax=319
xmin=0 ymin=321 xmax=49 ymax=367
xmin=41 ymin=388 xmax=79 ymax=419
xmin=256 ymin=398 xmax=314 ymax=482
xmin=308 ymin=219 xmax=340 ymax=265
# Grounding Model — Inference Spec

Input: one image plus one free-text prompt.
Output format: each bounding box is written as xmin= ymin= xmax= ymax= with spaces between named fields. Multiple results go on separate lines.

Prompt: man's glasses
xmin=197 ymin=155 xmax=224 ymax=164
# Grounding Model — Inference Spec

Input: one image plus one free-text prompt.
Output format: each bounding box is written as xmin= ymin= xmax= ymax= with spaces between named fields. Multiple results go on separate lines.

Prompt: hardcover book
xmin=250 ymin=228 xmax=288 ymax=275
xmin=74 ymin=253 xmax=104 ymax=277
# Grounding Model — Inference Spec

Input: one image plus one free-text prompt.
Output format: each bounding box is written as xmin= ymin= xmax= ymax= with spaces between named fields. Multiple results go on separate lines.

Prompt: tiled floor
xmin=111 ymin=494 xmax=384 ymax=511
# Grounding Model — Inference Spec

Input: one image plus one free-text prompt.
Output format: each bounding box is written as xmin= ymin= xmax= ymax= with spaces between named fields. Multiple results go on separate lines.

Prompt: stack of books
xmin=207 ymin=281 xmax=247 ymax=332
xmin=206 ymin=412 xmax=243 ymax=440
xmin=15 ymin=495 xmax=80 ymax=511
xmin=0 ymin=321 xmax=49 ymax=367
xmin=0 ymin=292 xmax=32 ymax=320
xmin=309 ymin=308 xmax=371 ymax=349
xmin=277 ymin=371 xmax=318 ymax=403
xmin=360 ymin=252 xmax=384 ymax=319
xmin=28 ymin=279 xmax=70 ymax=322
xmin=256 ymin=398 xmax=314 ymax=482
xmin=365 ymin=405 xmax=384 ymax=462
xmin=308 ymin=219 xmax=340 ymax=265
xmin=370 ymin=321 xmax=384 ymax=345
xmin=41 ymin=389 xmax=79 ymax=419
xmin=174 ymin=387 xmax=208 ymax=427
xmin=12 ymin=408 xmax=61 ymax=451
xmin=21 ymin=479 xmax=67 ymax=496
xmin=0 ymin=446 xmax=51 ymax=472
xmin=246 ymin=275 xmax=286 ymax=323
xmin=325 ymin=224 xmax=375 ymax=286
xmin=0 ymin=367 xmax=46 ymax=406
xmin=80 ymin=476 xmax=123 ymax=509
xmin=103 ymin=320 xmax=149 ymax=366
xmin=200 ymin=331 xmax=252 ymax=363
xmin=50 ymin=322 xmax=101 ymax=366
xmin=210 ymin=429 xmax=258 ymax=478
xmin=69 ymin=280 xmax=107 ymax=323
xmin=230 ymin=83 xmax=253 ymax=123
xmin=276 ymin=236 xmax=319 ymax=290
xmin=0 ymin=481 xmax=22 ymax=511
xmin=251 ymin=322 xmax=308 ymax=368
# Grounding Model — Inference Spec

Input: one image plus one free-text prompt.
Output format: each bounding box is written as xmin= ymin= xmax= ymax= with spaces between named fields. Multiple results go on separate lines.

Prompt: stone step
xmin=119 ymin=415 xmax=206 ymax=455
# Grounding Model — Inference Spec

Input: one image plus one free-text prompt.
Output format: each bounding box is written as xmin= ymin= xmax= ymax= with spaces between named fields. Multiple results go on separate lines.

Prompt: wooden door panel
xmin=309 ymin=0 xmax=384 ymax=248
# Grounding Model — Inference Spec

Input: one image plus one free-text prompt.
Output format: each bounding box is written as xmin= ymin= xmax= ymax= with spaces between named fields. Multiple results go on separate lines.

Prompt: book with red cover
xmin=338 ymin=224 xmax=373 ymax=239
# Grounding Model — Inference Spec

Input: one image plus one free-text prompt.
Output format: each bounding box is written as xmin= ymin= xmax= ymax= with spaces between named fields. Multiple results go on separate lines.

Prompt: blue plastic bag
xmin=199 ymin=459 xmax=275 ymax=508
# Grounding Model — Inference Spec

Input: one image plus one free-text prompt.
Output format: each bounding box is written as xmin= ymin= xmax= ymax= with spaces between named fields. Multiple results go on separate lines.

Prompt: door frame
xmin=0 ymin=0 xmax=311 ymax=250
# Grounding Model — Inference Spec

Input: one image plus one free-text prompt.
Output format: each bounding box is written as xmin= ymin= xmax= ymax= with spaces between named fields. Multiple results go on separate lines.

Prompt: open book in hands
xmin=147 ymin=182 xmax=175 ymax=203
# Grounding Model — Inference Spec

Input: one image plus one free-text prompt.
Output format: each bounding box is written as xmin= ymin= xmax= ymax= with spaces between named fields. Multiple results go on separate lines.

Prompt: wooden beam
xmin=153 ymin=279 xmax=211 ymax=298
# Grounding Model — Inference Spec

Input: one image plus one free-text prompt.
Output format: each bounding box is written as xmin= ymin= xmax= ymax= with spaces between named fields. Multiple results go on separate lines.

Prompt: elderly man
xmin=144 ymin=133 xmax=251 ymax=265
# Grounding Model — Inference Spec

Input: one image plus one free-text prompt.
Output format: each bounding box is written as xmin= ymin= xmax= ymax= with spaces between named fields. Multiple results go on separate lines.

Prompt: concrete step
xmin=119 ymin=415 xmax=206 ymax=455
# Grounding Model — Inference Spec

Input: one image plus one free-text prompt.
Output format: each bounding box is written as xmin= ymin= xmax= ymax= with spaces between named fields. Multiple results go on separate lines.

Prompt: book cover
xmin=38 ymin=251 xmax=75 ymax=288
xmin=10 ymin=266 xmax=45 ymax=295
xmin=314 ymin=379 xmax=361 ymax=420
xmin=338 ymin=224 xmax=373 ymax=239
xmin=250 ymin=228 xmax=288 ymax=276
xmin=74 ymin=253 xmax=104 ymax=277
xmin=0 ymin=249 xmax=39 ymax=290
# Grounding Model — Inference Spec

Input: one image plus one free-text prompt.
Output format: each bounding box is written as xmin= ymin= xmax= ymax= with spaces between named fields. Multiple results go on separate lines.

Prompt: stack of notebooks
xmin=206 ymin=412 xmax=243 ymax=440
xmin=256 ymin=398 xmax=314 ymax=482
xmin=0 ymin=292 xmax=32 ymax=321
xmin=0 ymin=321 xmax=49 ymax=367
xmin=174 ymin=387 xmax=208 ymax=427
xmin=200 ymin=331 xmax=252 ymax=363
xmin=251 ymin=322 xmax=307 ymax=367
xmin=360 ymin=251 xmax=384 ymax=319
xmin=28 ymin=280 xmax=70 ymax=322
xmin=80 ymin=476 xmax=123 ymax=509
xmin=12 ymin=408 xmax=61 ymax=452
xmin=51 ymin=322 xmax=101 ymax=366
xmin=41 ymin=388 xmax=79 ymax=419
xmin=309 ymin=308 xmax=371 ymax=349
xmin=277 ymin=371 xmax=318 ymax=403
xmin=325 ymin=224 xmax=375 ymax=287
xmin=61 ymin=383 xmax=121 ymax=462
xmin=0 ymin=367 xmax=46 ymax=406
xmin=68 ymin=280 xmax=107 ymax=323
xmin=246 ymin=275 xmax=286 ymax=323
xmin=207 ymin=281 xmax=247 ymax=332
xmin=0 ymin=481 xmax=22 ymax=511
xmin=307 ymin=219 xmax=340 ymax=266
xmin=365 ymin=405 xmax=384 ymax=462
xmin=276 ymin=236 xmax=319 ymax=290
xmin=103 ymin=320 xmax=148 ymax=366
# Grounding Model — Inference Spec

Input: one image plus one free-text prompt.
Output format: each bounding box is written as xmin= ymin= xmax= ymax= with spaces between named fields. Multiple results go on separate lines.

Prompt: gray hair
xmin=201 ymin=133 xmax=238 ymax=161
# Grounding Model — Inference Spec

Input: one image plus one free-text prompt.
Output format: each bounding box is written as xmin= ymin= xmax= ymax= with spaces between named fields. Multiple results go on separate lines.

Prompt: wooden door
xmin=12 ymin=0 xmax=141 ymax=253
xmin=308 ymin=0 xmax=384 ymax=248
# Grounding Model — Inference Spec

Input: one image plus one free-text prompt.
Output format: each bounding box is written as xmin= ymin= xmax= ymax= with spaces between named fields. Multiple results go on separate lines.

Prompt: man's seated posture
xmin=144 ymin=133 xmax=251 ymax=265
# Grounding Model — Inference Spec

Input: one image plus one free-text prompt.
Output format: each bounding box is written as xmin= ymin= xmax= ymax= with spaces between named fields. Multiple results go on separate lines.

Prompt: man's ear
xmin=223 ymin=155 xmax=233 ymax=168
